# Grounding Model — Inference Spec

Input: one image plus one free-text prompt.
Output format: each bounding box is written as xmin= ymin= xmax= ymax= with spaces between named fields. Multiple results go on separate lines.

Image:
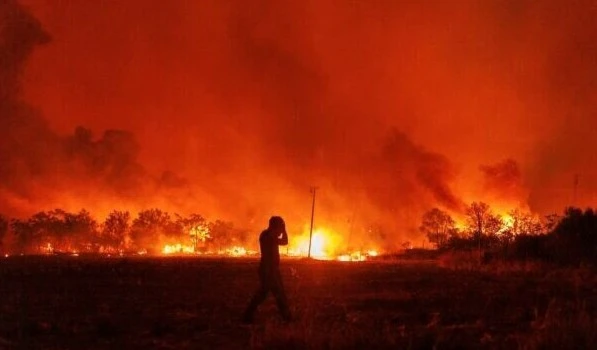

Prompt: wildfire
xmin=287 ymin=229 xmax=336 ymax=259
xmin=286 ymin=227 xmax=379 ymax=262
xmin=162 ymin=243 xmax=195 ymax=255
xmin=135 ymin=223 xmax=382 ymax=261
xmin=337 ymin=250 xmax=378 ymax=262
xmin=225 ymin=246 xmax=248 ymax=257
xmin=500 ymin=214 xmax=515 ymax=234
xmin=160 ymin=244 xmax=255 ymax=257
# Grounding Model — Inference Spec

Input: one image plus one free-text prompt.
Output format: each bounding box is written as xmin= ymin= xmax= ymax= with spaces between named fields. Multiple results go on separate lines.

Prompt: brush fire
xmin=160 ymin=225 xmax=380 ymax=262
xmin=3 ymin=0 xmax=597 ymax=347
xmin=0 ymin=201 xmax=545 ymax=261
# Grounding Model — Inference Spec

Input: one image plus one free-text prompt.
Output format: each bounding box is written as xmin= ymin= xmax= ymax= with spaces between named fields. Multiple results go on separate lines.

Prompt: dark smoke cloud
xmin=0 ymin=0 xmax=49 ymax=99
xmin=376 ymin=129 xmax=462 ymax=212
xmin=1 ymin=0 xmax=54 ymax=207
xmin=0 ymin=1 xmax=195 ymax=217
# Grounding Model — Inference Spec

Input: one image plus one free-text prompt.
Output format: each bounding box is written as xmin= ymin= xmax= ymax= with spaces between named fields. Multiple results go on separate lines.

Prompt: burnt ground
xmin=0 ymin=257 xmax=596 ymax=349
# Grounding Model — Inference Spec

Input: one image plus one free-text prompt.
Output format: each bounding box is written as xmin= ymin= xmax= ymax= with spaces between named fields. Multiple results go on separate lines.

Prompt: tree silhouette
xmin=464 ymin=202 xmax=503 ymax=249
xmin=419 ymin=208 xmax=456 ymax=248
xmin=63 ymin=209 xmax=98 ymax=251
xmin=102 ymin=210 xmax=130 ymax=251
xmin=26 ymin=210 xmax=63 ymax=252
xmin=175 ymin=213 xmax=209 ymax=251
xmin=11 ymin=218 xmax=36 ymax=253
xmin=208 ymin=220 xmax=234 ymax=251
xmin=8 ymin=209 xmax=98 ymax=253
xmin=507 ymin=208 xmax=543 ymax=236
xmin=131 ymin=209 xmax=173 ymax=250
xmin=465 ymin=202 xmax=503 ymax=236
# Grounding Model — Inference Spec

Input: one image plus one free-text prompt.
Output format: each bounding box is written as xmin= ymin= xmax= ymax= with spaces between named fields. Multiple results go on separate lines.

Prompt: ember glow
xmin=288 ymin=229 xmax=337 ymax=259
xmin=162 ymin=244 xmax=194 ymax=255
xmin=225 ymin=246 xmax=249 ymax=257
xmin=287 ymin=227 xmax=380 ymax=261
xmin=160 ymin=225 xmax=378 ymax=262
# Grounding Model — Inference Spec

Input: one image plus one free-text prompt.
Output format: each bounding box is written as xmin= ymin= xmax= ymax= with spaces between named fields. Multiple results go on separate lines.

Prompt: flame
xmin=500 ymin=213 xmax=514 ymax=234
xmin=287 ymin=228 xmax=338 ymax=259
xmin=162 ymin=243 xmax=195 ymax=254
xmin=337 ymin=251 xmax=377 ymax=262
xmin=368 ymin=250 xmax=378 ymax=256
xmin=286 ymin=226 xmax=380 ymax=261
xmin=225 ymin=246 xmax=247 ymax=256
xmin=189 ymin=225 xmax=210 ymax=242
xmin=160 ymin=243 xmax=255 ymax=257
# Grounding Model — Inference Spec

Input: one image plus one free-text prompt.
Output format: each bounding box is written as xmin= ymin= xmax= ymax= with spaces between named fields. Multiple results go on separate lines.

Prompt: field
xmin=1 ymin=256 xmax=596 ymax=349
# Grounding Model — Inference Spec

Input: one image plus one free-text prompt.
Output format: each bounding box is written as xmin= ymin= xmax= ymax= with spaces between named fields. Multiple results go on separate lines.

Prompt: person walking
xmin=242 ymin=216 xmax=292 ymax=323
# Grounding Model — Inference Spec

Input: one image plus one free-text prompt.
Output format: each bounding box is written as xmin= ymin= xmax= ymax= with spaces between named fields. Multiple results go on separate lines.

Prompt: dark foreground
xmin=1 ymin=257 xmax=596 ymax=349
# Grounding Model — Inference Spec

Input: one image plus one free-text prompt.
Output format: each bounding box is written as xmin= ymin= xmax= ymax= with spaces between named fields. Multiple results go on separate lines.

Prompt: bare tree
xmin=508 ymin=209 xmax=544 ymax=236
xmin=419 ymin=208 xmax=456 ymax=248
xmin=465 ymin=202 xmax=503 ymax=236
xmin=465 ymin=202 xmax=504 ymax=249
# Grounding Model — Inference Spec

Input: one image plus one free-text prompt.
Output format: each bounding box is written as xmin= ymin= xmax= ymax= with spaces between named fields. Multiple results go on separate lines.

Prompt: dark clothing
xmin=243 ymin=268 xmax=291 ymax=322
xmin=259 ymin=229 xmax=287 ymax=271
xmin=243 ymin=229 xmax=291 ymax=322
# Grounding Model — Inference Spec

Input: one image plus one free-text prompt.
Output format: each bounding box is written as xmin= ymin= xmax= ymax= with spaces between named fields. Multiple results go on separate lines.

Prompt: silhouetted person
xmin=242 ymin=216 xmax=292 ymax=323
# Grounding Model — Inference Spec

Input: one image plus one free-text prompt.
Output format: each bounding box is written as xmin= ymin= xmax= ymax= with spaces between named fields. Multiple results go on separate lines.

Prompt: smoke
xmin=0 ymin=1 xmax=198 ymax=218
xmin=3 ymin=0 xmax=597 ymax=249
xmin=0 ymin=0 xmax=53 ymax=210
xmin=480 ymin=159 xmax=527 ymax=209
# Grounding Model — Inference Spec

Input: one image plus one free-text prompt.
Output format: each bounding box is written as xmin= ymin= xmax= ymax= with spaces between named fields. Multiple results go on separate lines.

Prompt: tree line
xmin=420 ymin=202 xmax=597 ymax=265
xmin=0 ymin=209 xmax=247 ymax=254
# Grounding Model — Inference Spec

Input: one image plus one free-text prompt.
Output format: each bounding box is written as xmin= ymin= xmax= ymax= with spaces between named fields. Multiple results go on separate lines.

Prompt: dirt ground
xmin=0 ymin=256 xmax=596 ymax=349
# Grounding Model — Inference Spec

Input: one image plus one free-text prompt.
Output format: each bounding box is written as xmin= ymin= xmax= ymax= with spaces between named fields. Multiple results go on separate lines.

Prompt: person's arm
xmin=278 ymin=230 xmax=288 ymax=246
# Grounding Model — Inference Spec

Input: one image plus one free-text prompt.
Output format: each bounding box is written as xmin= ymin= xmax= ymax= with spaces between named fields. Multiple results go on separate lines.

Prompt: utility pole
xmin=308 ymin=187 xmax=318 ymax=258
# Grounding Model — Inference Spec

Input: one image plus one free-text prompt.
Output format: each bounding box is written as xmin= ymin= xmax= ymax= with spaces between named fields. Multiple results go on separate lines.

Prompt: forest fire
xmin=225 ymin=246 xmax=249 ymax=256
xmin=3 ymin=1 xmax=597 ymax=347
xmin=2 ymin=0 xmax=596 ymax=266
xmin=162 ymin=243 xmax=194 ymax=255
xmin=0 ymin=202 xmax=544 ymax=260
xmin=157 ymin=225 xmax=380 ymax=262
xmin=286 ymin=228 xmax=380 ymax=262
xmin=160 ymin=244 xmax=252 ymax=257
xmin=287 ymin=229 xmax=333 ymax=259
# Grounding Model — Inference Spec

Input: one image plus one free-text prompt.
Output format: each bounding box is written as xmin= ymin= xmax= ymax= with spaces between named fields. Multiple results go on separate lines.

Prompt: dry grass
xmin=0 ymin=256 xmax=595 ymax=349
xmin=438 ymin=250 xmax=482 ymax=270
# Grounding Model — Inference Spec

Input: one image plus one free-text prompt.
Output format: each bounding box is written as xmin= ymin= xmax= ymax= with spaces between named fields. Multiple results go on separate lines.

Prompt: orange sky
xmin=3 ymin=0 xmax=597 ymax=248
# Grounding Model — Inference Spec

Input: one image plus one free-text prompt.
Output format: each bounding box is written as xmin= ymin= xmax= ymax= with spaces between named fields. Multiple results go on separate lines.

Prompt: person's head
xmin=268 ymin=216 xmax=286 ymax=234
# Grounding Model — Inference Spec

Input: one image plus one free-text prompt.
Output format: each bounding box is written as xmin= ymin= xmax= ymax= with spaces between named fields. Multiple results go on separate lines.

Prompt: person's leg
xmin=242 ymin=274 xmax=269 ymax=323
xmin=271 ymin=272 xmax=292 ymax=321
